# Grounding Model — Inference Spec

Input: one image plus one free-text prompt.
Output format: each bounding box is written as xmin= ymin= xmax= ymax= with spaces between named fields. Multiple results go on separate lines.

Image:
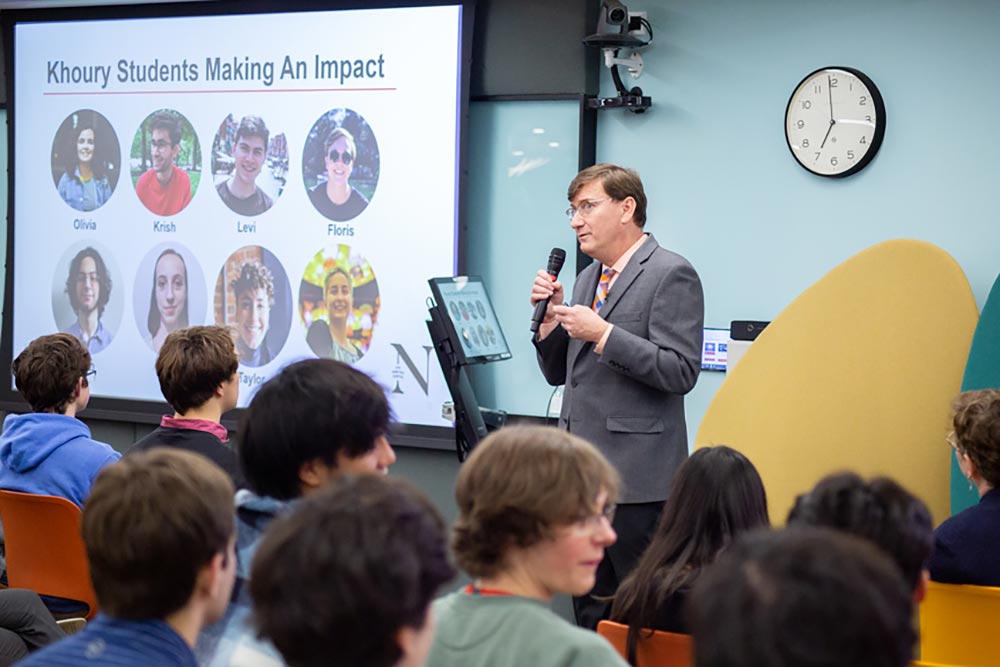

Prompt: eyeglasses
xmin=327 ymin=149 xmax=354 ymax=165
xmin=82 ymin=367 xmax=97 ymax=388
xmin=574 ymin=502 xmax=616 ymax=532
xmin=565 ymin=197 xmax=611 ymax=220
xmin=76 ymin=271 xmax=99 ymax=285
xmin=947 ymin=431 xmax=964 ymax=454
xmin=150 ymin=140 xmax=173 ymax=150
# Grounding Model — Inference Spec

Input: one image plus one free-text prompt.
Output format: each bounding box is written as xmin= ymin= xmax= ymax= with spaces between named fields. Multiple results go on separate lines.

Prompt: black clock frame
xmin=784 ymin=66 xmax=886 ymax=178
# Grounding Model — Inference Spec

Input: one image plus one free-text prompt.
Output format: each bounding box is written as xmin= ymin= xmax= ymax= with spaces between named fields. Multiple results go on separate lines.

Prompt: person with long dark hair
xmin=57 ymin=123 xmax=113 ymax=212
xmin=609 ymin=446 xmax=769 ymax=664
xmin=147 ymin=249 xmax=189 ymax=352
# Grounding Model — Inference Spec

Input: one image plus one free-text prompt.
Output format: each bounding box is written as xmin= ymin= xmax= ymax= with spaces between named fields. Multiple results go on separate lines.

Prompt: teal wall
xmin=463 ymin=1 xmax=1000 ymax=446
xmin=591 ymin=0 xmax=1000 ymax=444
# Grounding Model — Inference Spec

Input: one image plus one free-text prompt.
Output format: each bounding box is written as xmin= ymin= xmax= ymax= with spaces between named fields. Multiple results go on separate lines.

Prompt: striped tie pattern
xmin=592 ymin=267 xmax=615 ymax=313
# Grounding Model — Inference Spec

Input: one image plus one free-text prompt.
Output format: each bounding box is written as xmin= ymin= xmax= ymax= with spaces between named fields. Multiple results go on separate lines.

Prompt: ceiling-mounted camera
xmin=583 ymin=0 xmax=652 ymax=113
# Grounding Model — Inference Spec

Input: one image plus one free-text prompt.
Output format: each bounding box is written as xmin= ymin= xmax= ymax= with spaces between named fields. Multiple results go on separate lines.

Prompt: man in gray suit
xmin=531 ymin=163 xmax=704 ymax=629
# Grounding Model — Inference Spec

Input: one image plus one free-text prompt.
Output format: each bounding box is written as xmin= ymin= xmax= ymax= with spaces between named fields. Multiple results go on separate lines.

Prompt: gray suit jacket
xmin=535 ymin=234 xmax=704 ymax=503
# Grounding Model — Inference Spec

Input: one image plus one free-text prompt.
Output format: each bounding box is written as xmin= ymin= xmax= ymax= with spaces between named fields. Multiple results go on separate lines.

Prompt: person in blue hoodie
xmin=0 ymin=333 xmax=120 ymax=506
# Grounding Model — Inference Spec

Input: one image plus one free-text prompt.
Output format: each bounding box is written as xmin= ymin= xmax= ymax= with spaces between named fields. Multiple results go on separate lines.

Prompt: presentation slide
xmin=7 ymin=4 xmax=466 ymax=430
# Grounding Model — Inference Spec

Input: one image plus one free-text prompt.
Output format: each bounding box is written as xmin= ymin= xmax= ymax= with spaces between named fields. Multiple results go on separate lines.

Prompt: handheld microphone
xmin=530 ymin=247 xmax=567 ymax=333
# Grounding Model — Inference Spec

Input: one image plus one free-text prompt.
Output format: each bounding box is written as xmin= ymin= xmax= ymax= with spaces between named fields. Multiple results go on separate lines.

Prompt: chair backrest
xmin=918 ymin=580 xmax=1000 ymax=667
xmin=0 ymin=490 xmax=98 ymax=620
xmin=597 ymin=619 xmax=692 ymax=667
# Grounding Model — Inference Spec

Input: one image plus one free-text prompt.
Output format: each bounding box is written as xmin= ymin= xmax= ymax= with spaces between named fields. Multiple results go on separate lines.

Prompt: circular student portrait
xmin=213 ymin=246 xmax=292 ymax=368
xmin=131 ymin=243 xmax=208 ymax=353
xmin=301 ymin=108 xmax=380 ymax=223
xmin=51 ymin=241 xmax=124 ymax=355
xmin=298 ymin=244 xmax=380 ymax=364
xmin=211 ymin=112 xmax=288 ymax=217
xmin=130 ymin=109 xmax=201 ymax=217
xmin=50 ymin=109 xmax=122 ymax=212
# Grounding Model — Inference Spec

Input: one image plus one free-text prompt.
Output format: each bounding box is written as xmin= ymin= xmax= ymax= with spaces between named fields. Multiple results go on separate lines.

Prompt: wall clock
xmin=785 ymin=66 xmax=885 ymax=178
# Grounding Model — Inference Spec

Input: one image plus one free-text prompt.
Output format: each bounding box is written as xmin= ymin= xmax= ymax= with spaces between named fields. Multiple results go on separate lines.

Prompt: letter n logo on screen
xmin=390 ymin=344 xmax=433 ymax=395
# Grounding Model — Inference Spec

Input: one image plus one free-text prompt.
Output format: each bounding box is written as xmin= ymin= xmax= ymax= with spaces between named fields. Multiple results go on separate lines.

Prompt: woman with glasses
xmin=929 ymin=389 xmax=1000 ymax=586
xmin=307 ymin=127 xmax=369 ymax=222
xmin=427 ymin=425 xmax=629 ymax=667
xmin=609 ymin=446 xmax=769 ymax=664
xmin=57 ymin=122 xmax=114 ymax=212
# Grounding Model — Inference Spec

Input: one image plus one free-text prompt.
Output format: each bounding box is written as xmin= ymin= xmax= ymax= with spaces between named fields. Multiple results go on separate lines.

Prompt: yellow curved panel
xmin=696 ymin=240 xmax=977 ymax=525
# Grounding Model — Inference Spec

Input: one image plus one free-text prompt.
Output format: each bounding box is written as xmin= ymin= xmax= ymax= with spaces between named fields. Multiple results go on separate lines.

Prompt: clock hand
xmin=827 ymin=75 xmax=834 ymax=122
xmin=820 ymin=118 xmax=834 ymax=149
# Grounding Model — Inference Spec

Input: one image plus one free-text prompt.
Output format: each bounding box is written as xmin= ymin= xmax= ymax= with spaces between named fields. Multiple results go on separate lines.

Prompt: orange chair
xmin=0 ymin=490 xmax=98 ymax=620
xmin=597 ymin=619 xmax=692 ymax=667
xmin=918 ymin=581 xmax=1000 ymax=667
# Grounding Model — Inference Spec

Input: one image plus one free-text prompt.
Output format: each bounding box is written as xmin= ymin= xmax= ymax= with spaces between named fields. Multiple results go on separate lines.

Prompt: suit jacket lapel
xmin=568 ymin=260 xmax=601 ymax=363
xmin=598 ymin=235 xmax=658 ymax=319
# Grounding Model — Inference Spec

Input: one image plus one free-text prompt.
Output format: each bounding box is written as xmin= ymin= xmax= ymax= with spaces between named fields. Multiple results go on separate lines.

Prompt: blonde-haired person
xmin=427 ymin=425 xmax=629 ymax=667
xmin=930 ymin=389 xmax=1000 ymax=585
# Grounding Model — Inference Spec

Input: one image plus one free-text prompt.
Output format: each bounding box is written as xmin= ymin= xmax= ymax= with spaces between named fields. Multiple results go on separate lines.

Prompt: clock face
xmin=785 ymin=67 xmax=885 ymax=178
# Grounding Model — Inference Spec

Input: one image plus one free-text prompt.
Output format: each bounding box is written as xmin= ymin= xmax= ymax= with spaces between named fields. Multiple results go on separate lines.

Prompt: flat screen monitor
xmin=701 ymin=327 xmax=729 ymax=372
xmin=1 ymin=1 xmax=472 ymax=442
xmin=428 ymin=276 xmax=511 ymax=365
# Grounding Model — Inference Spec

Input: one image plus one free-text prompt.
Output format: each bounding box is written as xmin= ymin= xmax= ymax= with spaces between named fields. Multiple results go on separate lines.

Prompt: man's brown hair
xmin=156 ymin=326 xmax=238 ymax=414
xmin=83 ymin=449 xmax=235 ymax=619
xmin=952 ymin=389 xmax=1000 ymax=487
xmin=567 ymin=163 xmax=648 ymax=228
xmin=452 ymin=425 xmax=619 ymax=578
xmin=11 ymin=333 xmax=90 ymax=413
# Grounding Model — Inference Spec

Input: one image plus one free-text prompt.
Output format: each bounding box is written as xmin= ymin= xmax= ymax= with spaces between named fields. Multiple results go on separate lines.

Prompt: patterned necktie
xmin=592 ymin=267 xmax=615 ymax=313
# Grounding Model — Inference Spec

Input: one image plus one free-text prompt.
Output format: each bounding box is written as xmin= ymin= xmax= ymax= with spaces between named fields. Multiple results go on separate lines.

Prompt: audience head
xmin=452 ymin=425 xmax=619 ymax=599
xmin=238 ymin=358 xmax=395 ymax=501
xmin=251 ymin=474 xmax=454 ymax=667
xmin=787 ymin=472 xmax=933 ymax=597
xmin=567 ymin=163 xmax=647 ymax=227
xmin=950 ymin=388 xmax=1000 ymax=490
xmin=611 ymin=446 xmax=769 ymax=644
xmin=83 ymin=449 xmax=236 ymax=623
xmin=156 ymin=326 xmax=239 ymax=416
xmin=12 ymin=333 xmax=91 ymax=414
xmin=689 ymin=527 xmax=915 ymax=667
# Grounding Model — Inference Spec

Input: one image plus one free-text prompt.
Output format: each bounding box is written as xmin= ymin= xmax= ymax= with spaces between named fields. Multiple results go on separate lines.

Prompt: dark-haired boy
xmin=136 ymin=110 xmax=193 ymax=216
xmin=198 ymin=358 xmax=396 ymax=666
xmin=216 ymin=115 xmax=274 ymax=216
xmin=129 ymin=325 xmax=244 ymax=488
xmin=787 ymin=472 xmax=933 ymax=601
xmin=17 ymin=448 xmax=237 ymax=667
xmin=0 ymin=333 xmax=119 ymax=506
xmin=689 ymin=527 xmax=915 ymax=667
xmin=251 ymin=475 xmax=454 ymax=667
